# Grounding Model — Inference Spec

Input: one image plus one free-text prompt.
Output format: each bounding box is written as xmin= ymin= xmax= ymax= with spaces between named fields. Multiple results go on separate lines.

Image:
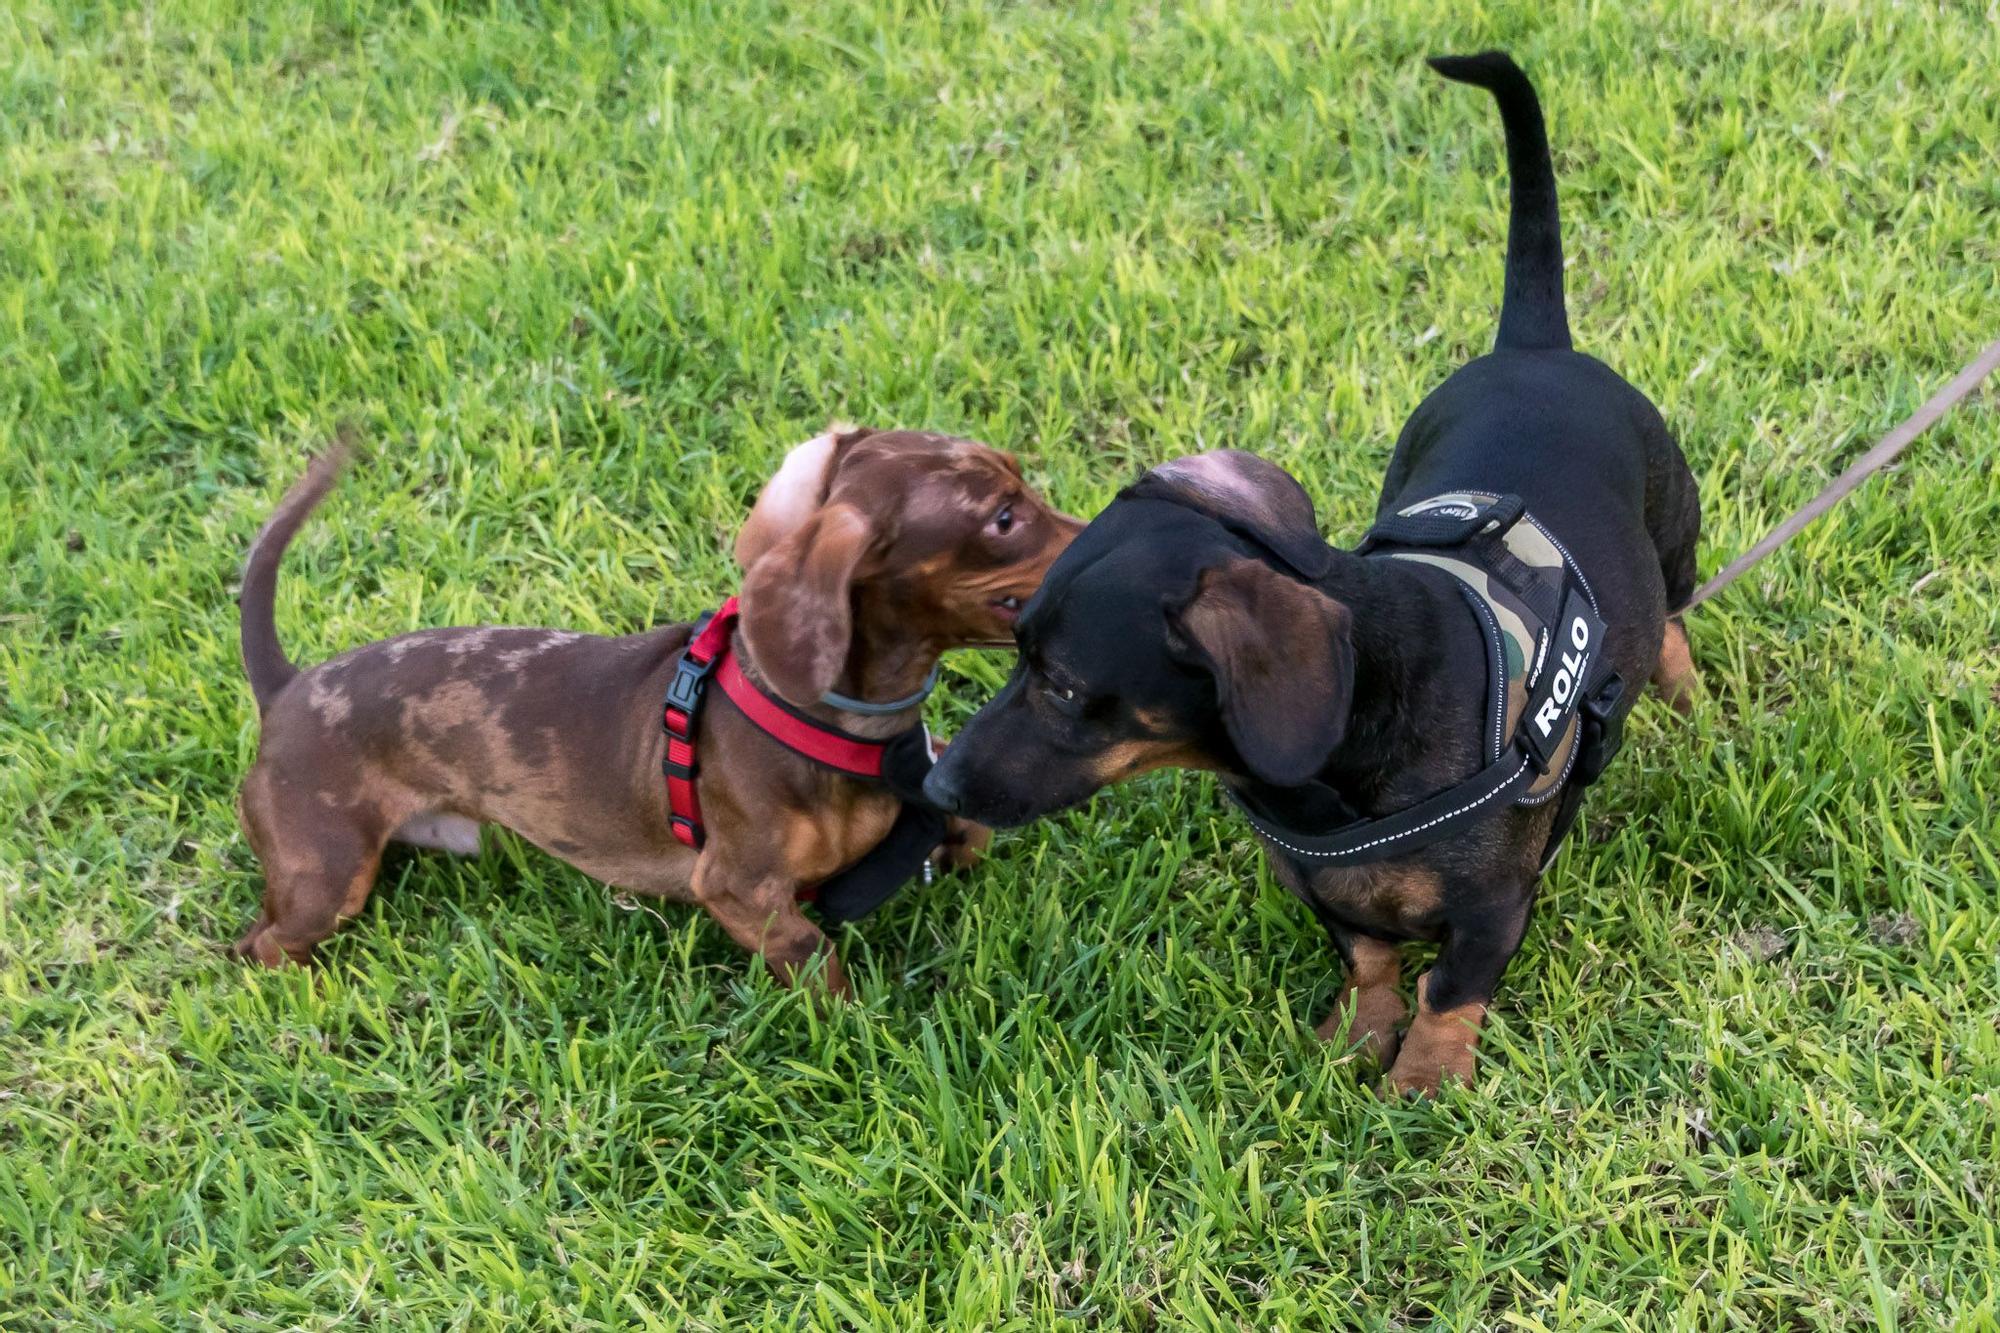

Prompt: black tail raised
xmin=1428 ymin=51 xmax=1572 ymax=352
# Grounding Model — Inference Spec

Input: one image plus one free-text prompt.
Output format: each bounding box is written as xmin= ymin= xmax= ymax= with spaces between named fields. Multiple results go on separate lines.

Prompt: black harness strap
xmin=810 ymin=730 xmax=949 ymax=924
xmin=1234 ymin=750 xmax=1538 ymax=863
xmin=1221 ymin=491 xmax=1626 ymax=870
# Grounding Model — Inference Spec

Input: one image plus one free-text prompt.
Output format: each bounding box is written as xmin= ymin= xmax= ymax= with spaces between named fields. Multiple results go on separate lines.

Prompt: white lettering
xmin=1553 ymin=649 xmax=1581 ymax=703
xmin=1534 ymin=697 xmax=1563 ymax=736
xmin=1534 ymin=616 xmax=1593 ymax=738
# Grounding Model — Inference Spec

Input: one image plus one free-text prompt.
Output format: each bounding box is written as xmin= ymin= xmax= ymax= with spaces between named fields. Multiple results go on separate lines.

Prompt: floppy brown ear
xmin=1169 ymin=558 xmax=1355 ymax=786
xmin=733 ymin=424 xmax=874 ymax=571
xmin=739 ymin=502 xmax=874 ymax=707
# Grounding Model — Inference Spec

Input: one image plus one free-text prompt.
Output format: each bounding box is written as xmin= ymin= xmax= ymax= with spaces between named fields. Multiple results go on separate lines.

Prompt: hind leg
xmin=1653 ymin=617 xmax=1698 ymax=714
xmin=234 ymin=770 xmax=400 ymax=966
xmin=1644 ymin=430 xmax=1702 ymax=715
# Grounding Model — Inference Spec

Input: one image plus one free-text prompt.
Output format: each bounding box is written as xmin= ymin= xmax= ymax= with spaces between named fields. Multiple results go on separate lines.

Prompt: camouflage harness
xmin=1230 ymin=492 xmax=1627 ymax=871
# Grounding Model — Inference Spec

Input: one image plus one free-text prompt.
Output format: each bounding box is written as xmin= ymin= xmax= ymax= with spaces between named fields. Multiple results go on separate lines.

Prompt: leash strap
xmin=1682 ymin=337 xmax=2000 ymax=613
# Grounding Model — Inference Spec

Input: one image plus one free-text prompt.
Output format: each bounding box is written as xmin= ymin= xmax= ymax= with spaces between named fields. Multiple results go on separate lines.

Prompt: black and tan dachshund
xmin=925 ymin=52 xmax=1701 ymax=1094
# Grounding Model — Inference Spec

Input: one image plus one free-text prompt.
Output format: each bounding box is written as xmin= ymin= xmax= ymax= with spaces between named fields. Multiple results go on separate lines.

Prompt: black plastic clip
xmin=1572 ymin=673 xmax=1627 ymax=788
xmin=664 ymin=611 xmax=721 ymax=724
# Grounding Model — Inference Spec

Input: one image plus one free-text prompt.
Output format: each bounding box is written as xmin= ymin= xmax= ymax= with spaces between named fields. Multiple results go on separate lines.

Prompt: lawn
xmin=3 ymin=0 xmax=1998 ymax=1327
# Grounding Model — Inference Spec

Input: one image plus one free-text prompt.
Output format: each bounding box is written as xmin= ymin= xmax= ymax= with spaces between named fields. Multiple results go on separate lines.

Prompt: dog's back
xmin=1383 ymin=51 xmax=1700 ymax=689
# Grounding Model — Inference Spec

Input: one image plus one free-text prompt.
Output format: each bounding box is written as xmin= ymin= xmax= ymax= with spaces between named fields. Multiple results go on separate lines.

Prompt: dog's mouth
xmin=951 ymin=594 xmax=1027 ymax=650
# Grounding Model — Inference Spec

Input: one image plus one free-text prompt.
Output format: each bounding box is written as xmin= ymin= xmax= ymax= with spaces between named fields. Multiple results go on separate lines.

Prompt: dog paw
xmin=1383 ymin=1043 xmax=1477 ymax=1098
xmin=931 ymin=817 xmax=992 ymax=873
xmin=1315 ymin=986 xmax=1406 ymax=1067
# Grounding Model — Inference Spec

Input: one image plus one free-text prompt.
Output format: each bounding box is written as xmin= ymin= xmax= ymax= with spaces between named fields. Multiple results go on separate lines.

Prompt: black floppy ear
xmin=739 ymin=502 xmax=874 ymax=707
xmin=1133 ymin=450 xmax=1331 ymax=579
xmin=1168 ymin=558 xmax=1355 ymax=786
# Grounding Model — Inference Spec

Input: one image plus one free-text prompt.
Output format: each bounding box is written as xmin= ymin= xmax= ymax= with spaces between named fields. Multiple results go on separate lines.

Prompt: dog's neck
xmin=735 ymin=590 xmax=942 ymax=738
xmin=1240 ymin=549 xmax=1487 ymax=816
xmin=722 ymin=612 xmax=937 ymax=742
xmin=833 ymin=600 xmax=943 ymax=731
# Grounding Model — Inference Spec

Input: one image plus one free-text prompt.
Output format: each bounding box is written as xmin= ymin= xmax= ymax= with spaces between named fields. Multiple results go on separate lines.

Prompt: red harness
xmin=661 ymin=597 xmax=906 ymax=851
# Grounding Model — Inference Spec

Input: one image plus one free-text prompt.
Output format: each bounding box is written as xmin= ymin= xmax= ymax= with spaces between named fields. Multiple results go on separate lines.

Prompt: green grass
xmin=3 ymin=0 xmax=1998 ymax=1326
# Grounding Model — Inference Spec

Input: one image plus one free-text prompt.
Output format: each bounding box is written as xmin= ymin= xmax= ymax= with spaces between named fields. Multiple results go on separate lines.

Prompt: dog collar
xmin=1225 ymin=492 xmax=1626 ymax=870
xmin=661 ymin=598 xmax=946 ymax=922
xmin=820 ymin=662 xmax=941 ymax=716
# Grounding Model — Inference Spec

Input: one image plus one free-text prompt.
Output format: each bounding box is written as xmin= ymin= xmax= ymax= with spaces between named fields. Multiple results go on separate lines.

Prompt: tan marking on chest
xmin=781 ymin=796 xmax=901 ymax=883
xmin=1307 ymin=863 xmax=1443 ymax=930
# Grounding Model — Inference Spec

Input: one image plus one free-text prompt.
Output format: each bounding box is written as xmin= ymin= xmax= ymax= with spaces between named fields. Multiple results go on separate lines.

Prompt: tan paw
xmin=1385 ymin=1046 xmax=1477 ymax=1098
xmin=931 ymin=817 xmax=992 ymax=873
xmin=1315 ymin=983 xmax=1407 ymax=1067
xmin=1384 ymin=974 xmax=1484 ymax=1097
xmin=1652 ymin=620 xmax=1699 ymax=716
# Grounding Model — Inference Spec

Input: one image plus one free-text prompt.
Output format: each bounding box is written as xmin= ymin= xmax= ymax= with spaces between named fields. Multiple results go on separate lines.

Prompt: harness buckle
xmin=665 ymin=645 xmax=721 ymax=720
xmin=665 ymin=658 xmax=708 ymax=718
xmin=1572 ymin=673 xmax=1626 ymax=787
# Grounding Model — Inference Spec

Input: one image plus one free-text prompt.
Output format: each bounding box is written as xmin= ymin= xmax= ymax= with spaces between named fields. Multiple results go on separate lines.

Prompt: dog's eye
xmin=987 ymin=505 xmax=1016 ymax=537
xmin=1041 ymin=681 xmax=1082 ymax=717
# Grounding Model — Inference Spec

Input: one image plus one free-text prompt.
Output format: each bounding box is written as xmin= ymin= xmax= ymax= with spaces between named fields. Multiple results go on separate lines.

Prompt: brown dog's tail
xmin=241 ymin=432 xmax=355 ymax=713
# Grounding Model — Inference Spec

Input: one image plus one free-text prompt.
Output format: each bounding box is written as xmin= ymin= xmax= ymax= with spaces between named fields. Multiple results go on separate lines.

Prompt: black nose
xmin=922 ymin=765 xmax=964 ymax=815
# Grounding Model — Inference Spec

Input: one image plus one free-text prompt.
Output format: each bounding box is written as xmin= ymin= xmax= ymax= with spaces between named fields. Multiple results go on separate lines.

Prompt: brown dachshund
xmin=232 ymin=426 xmax=1079 ymax=994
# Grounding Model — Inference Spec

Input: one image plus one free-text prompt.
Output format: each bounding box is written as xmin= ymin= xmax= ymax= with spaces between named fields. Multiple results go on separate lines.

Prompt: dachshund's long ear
xmin=1134 ymin=451 xmax=1331 ymax=579
xmin=734 ymin=424 xmax=874 ymax=571
xmin=1167 ymin=558 xmax=1354 ymax=786
xmin=739 ymin=502 xmax=874 ymax=707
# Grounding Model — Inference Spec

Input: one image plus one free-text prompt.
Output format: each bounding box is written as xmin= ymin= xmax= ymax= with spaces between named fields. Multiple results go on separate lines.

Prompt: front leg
xmin=1315 ymin=932 xmax=1407 ymax=1067
xmin=930 ymin=816 xmax=992 ymax=872
xmin=1387 ymin=894 xmax=1532 ymax=1097
xmin=692 ymin=853 xmax=850 ymax=998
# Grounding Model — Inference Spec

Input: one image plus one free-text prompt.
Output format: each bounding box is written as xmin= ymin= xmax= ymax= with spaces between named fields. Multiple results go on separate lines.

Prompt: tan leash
xmin=1679 ymin=337 xmax=2000 ymax=614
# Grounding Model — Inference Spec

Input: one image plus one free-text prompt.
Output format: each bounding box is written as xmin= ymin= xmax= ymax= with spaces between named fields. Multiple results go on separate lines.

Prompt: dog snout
xmin=922 ymin=762 xmax=966 ymax=815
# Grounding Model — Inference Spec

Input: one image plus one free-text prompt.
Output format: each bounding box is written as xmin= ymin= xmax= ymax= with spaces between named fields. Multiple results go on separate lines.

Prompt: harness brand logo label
xmin=1411 ymin=500 xmax=1481 ymax=521
xmin=1534 ymin=614 xmax=1592 ymax=738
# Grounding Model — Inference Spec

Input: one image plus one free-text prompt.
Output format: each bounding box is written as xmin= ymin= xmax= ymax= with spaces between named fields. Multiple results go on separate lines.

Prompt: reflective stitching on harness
xmin=1244 ymin=757 xmax=1532 ymax=861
